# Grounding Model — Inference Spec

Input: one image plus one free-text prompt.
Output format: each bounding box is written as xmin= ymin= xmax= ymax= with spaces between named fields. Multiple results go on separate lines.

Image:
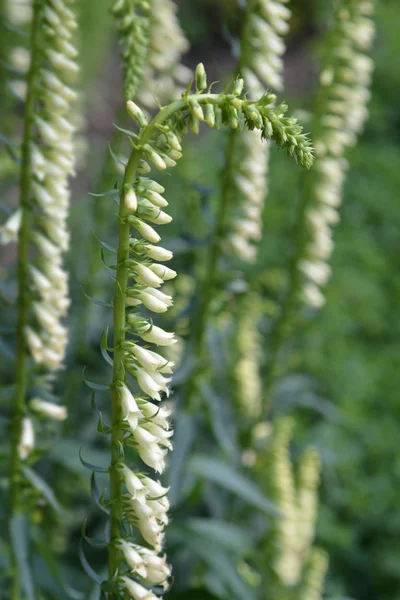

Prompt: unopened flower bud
xmin=124 ymin=186 xmax=137 ymax=211
xmin=195 ymin=62 xmax=207 ymax=91
xmin=126 ymin=100 xmax=148 ymax=128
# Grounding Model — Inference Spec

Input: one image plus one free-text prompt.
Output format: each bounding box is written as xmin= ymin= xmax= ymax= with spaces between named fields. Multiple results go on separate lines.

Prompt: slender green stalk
xmin=263 ymin=189 xmax=310 ymax=401
xmin=263 ymin=0 xmax=375 ymax=404
xmin=183 ymin=2 xmax=256 ymax=405
xmin=9 ymin=2 xmax=42 ymax=597
xmin=190 ymin=127 xmax=236 ymax=364
xmin=108 ymin=99 xmax=185 ymax=580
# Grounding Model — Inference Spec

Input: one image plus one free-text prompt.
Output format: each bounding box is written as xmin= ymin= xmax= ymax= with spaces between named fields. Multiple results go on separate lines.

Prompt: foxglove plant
xmin=0 ymin=0 xmax=32 ymax=244
xmin=300 ymin=0 xmax=375 ymax=308
xmin=136 ymin=0 xmax=190 ymax=110
xmin=7 ymin=1 xmax=77 ymax=595
xmin=260 ymin=418 xmax=328 ymax=598
xmin=226 ymin=0 xmax=291 ymax=262
xmin=232 ymin=293 xmax=263 ymax=420
xmin=111 ymin=0 xmax=189 ymax=107
xmin=265 ymin=0 xmax=375 ymax=388
xmin=111 ymin=0 xmax=152 ymax=100
xmin=227 ymin=0 xmax=291 ymax=425
xmin=86 ymin=65 xmax=313 ymax=597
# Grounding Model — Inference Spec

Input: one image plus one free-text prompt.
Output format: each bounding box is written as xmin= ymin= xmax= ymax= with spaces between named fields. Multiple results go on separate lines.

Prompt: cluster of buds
xmin=111 ymin=0 xmax=190 ymax=107
xmin=111 ymin=68 xmax=313 ymax=598
xmin=266 ymin=418 xmax=324 ymax=588
xmin=111 ymin=0 xmax=152 ymax=100
xmin=25 ymin=0 xmax=79 ymax=371
xmin=226 ymin=0 xmax=292 ymax=262
xmin=135 ymin=0 xmax=190 ymax=110
xmin=233 ymin=294 xmax=263 ymax=419
xmin=299 ymin=548 xmax=329 ymax=600
xmin=301 ymin=0 xmax=375 ymax=308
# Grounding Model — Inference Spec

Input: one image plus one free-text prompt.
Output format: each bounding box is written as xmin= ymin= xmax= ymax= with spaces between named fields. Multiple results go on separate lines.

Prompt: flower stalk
xmin=9 ymin=5 xmax=42 ymax=596
xmin=264 ymin=0 xmax=375 ymax=397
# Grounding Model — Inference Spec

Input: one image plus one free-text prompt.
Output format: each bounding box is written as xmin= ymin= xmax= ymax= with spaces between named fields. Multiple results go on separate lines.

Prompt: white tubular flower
xmin=140 ymin=476 xmax=169 ymax=499
xmin=139 ymin=325 xmax=176 ymax=346
xmin=25 ymin=326 xmax=44 ymax=362
xmin=150 ymin=264 xmax=177 ymax=281
xmin=130 ymin=217 xmax=161 ymax=243
xmin=144 ymin=553 xmax=171 ymax=587
xmin=135 ymin=368 xmax=165 ymax=401
xmin=138 ymin=288 xmax=172 ymax=313
xmin=30 ymin=398 xmax=67 ymax=421
xmin=132 ymin=263 xmax=163 ymax=287
xmin=0 ymin=209 xmax=22 ymax=244
xmin=300 ymin=0 xmax=375 ymax=308
xmin=121 ymin=465 xmax=146 ymax=501
xmin=120 ymin=576 xmax=158 ymax=600
xmin=138 ymin=515 xmax=165 ymax=549
xmin=118 ymin=383 xmax=141 ymax=418
xmin=130 ymin=345 xmax=167 ymax=372
xmin=137 ymin=443 xmax=167 ymax=474
xmin=18 ymin=418 xmax=35 ymax=460
xmin=117 ymin=540 xmax=147 ymax=578
xmin=226 ymin=0 xmax=291 ymax=262
xmin=145 ymin=244 xmax=173 ymax=261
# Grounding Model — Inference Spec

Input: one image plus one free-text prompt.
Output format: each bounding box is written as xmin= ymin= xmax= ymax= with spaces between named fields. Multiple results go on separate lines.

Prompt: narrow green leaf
xmin=100 ymin=247 xmax=117 ymax=270
xmin=79 ymin=448 xmax=108 ymax=473
xmin=91 ymin=473 xmax=109 ymax=515
xmin=89 ymin=189 xmax=119 ymax=198
xmin=91 ymin=231 xmax=116 ymax=253
xmin=113 ymin=124 xmax=139 ymax=139
xmin=100 ymin=328 xmax=113 ymax=366
xmin=173 ymin=528 xmax=254 ymax=600
xmin=81 ymin=521 xmax=108 ymax=549
xmin=23 ymin=466 xmax=62 ymax=513
xmin=78 ymin=540 xmax=103 ymax=585
xmin=97 ymin=412 xmax=112 ymax=435
xmin=82 ymin=368 xmax=109 ymax=391
xmin=188 ymin=454 xmax=278 ymax=515
xmin=0 ymin=338 xmax=14 ymax=359
xmin=81 ymin=287 xmax=113 ymax=308
xmin=10 ymin=515 xmax=35 ymax=600
xmin=0 ymin=133 xmax=17 ymax=146
xmin=108 ymin=142 xmax=126 ymax=167
xmin=183 ymin=518 xmax=252 ymax=551
xmin=32 ymin=532 xmax=84 ymax=599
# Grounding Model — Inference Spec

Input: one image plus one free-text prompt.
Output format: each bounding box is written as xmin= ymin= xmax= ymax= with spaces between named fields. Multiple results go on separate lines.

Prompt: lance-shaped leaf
xmin=23 ymin=466 xmax=62 ymax=513
xmin=10 ymin=515 xmax=35 ymax=600
xmin=188 ymin=454 xmax=278 ymax=515
xmin=79 ymin=447 xmax=108 ymax=473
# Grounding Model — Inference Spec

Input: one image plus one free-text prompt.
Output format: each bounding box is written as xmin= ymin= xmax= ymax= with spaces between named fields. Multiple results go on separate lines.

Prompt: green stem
xmin=107 ymin=96 xmax=203 ymax=581
xmin=9 ymin=2 xmax=42 ymax=598
xmin=263 ymin=186 xmax=309 ymax=405
xmin=185 ymin=127 xmax=237 ymax=406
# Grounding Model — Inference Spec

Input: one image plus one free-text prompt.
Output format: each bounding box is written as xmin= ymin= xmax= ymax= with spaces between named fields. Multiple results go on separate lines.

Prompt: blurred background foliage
xmin=1 ymin=1 xmax=400 ymax=599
